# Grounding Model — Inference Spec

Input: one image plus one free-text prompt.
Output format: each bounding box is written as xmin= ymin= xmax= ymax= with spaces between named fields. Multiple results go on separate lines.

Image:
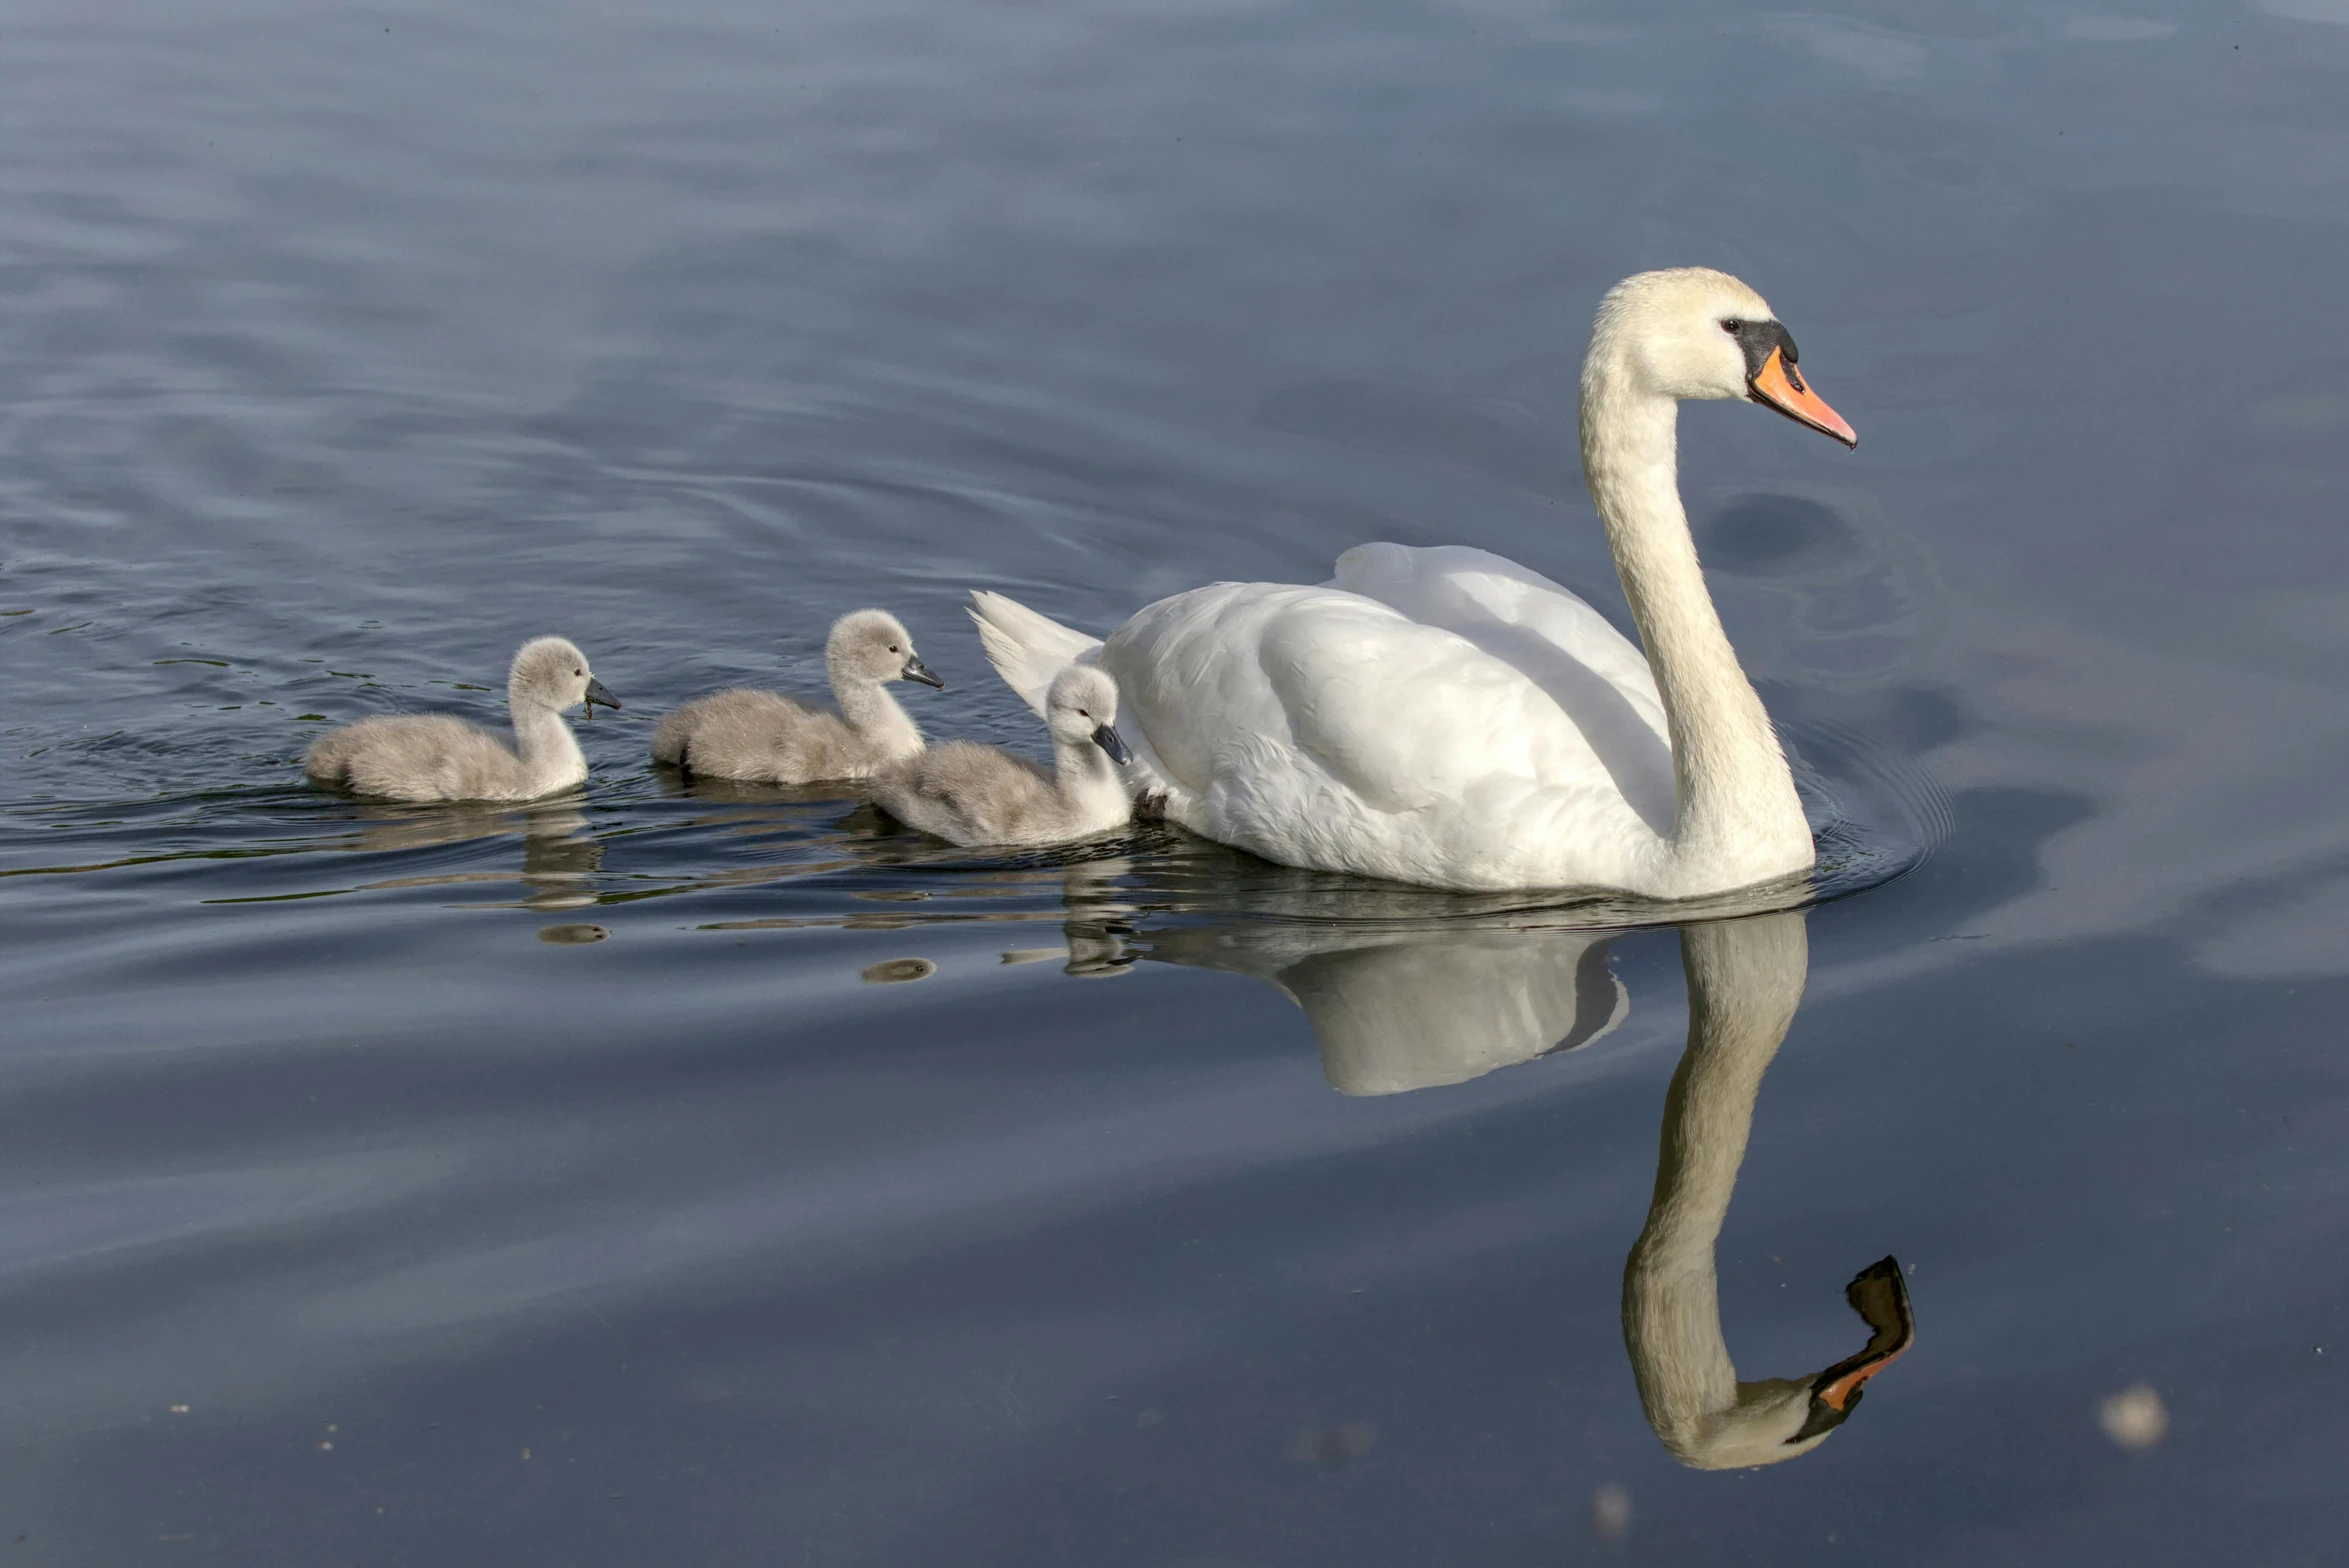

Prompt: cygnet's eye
xmin=573 ymin=667 xmax=583 ymax=676
xmin=889 ymin=644 xmax=900 ymax=654
xmin=1077 ymin=708 xmax=1090 ymax=718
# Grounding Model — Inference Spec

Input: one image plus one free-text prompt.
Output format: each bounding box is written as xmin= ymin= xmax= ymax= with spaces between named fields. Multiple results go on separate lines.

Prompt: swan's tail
xmin=968 ymin=590 xmax=1103 ymax=719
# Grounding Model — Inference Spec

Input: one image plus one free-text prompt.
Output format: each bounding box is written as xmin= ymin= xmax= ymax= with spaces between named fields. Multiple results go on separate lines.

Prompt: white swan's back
xmin=1330 ymin=544 xmax=1674 ymax=828
xmin=1101 ymin=577 xmax=1672 ymax=890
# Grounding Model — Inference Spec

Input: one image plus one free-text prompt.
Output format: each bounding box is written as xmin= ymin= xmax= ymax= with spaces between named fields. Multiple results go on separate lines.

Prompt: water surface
xmin=6 ymin=1 xmax=2349 ymax=1562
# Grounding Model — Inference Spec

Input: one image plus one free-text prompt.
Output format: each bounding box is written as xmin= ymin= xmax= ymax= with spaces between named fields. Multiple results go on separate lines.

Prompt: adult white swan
xmin=972 ymin=267 xmax=1857 ymax=897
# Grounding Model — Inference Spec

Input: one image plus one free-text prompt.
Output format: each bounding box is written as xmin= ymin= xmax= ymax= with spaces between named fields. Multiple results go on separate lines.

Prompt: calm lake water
xmin=7 ymin=0 xmax=2349 ymax=1562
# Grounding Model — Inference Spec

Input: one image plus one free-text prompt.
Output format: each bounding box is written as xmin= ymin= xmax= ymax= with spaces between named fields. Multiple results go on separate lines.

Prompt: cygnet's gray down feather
xmin=303 ymin=635 xmax=614 ymax=803
xmin=307 ymin=715 xmax=550 ymax=802
xmin=871 ymin=741 xmax=1082 ymax=846
xmin=652 ymin=689 xmax=873 ymax=780
xmin=869 ymin=665 xmax=1133 ymax=847
xmin=650 ymin=608 xmax=939 ymax=784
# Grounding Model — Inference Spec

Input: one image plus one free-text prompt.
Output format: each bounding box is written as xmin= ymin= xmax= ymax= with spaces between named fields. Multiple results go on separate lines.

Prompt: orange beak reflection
xmin=1786 ymin=1255 xmax=1915 ymax=1445
xmin=1815 ymin=1341 xmax=1907 ymax=1413
xmin=1749 ymin=345 xmax=1857 ymax=448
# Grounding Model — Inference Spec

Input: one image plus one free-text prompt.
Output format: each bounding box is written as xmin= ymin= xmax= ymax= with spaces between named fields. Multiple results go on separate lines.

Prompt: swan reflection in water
xmin=1627 ymin=914 xmax=1912 ymax=1468
xmin=1036 ymin=866 xmax=1914 ymax=1467
xmin=1144 ymin=916 xmax=1627 ymax=1095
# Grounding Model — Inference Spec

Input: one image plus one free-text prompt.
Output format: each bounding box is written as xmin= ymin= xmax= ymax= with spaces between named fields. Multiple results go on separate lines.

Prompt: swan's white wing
xmin=1332 ymin=543 xmax=1673 ymax=835
xmin=1104 ymin=581 xmax=1669 ymax=888
xmin=1106 ymin=584 xmax=1503 ymax=807
xmin=969 ymin=590 xmax=1102 ymax=719
xmin=1252 ymin=592 xmax=1580 ymax=811
xmin=979 ymin=547 xmax=1681 ymax=889
xmin=967 ymin=590 xmax=1186 ymax=798
xmin=1333 ymin=544 xmax=1649 ymax=682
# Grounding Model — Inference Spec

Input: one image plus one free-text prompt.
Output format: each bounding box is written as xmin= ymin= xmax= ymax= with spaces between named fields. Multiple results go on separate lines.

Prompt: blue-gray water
xmin=6 ymin=1 xmax=2349 ymax=1561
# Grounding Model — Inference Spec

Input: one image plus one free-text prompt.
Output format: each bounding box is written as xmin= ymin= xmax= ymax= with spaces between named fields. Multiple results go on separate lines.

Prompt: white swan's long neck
xmin=510 ymin=701 xmax=586 ymax=793
xmin=836 ymin=674 xmax=921 ymax=756
xmin=1580 ymin=370 xmax=1809 ymax=877
xmin=1621 ymin=913 xmax=1813 ymax=1468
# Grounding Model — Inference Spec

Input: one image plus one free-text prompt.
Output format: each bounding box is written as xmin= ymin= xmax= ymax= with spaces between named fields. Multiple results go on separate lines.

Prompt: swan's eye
xmin=1720 ymin=319 xmax=1741 ymax=335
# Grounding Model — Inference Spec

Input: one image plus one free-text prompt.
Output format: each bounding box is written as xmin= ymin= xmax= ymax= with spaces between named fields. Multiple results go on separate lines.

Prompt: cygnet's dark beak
xmin=902 ymin=656 xmax=945 ymax=690
xmin=583 ymin=677 xmax=621 ymax=715
xmin=1091 ymin=723 xmax=1132 ymax=765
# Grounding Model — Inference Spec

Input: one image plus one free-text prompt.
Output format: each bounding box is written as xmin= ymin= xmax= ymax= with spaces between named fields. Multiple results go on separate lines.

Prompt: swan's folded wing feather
xmin=1105 ymin=580 xmax=1678 ymax=887
xmin=1104 ymin=584 xmax=1288 ymax=796
xmin=1112 ymin=583 xmax=1603 ymax=813
xmin=1333 ymin=543 xmax=1674 ymax=832
xmin=1257 ymin=597 xmax=1568 ymax=812
xmin=969 ymin=591 xmax=1103 ymax=720
xmin=1335 ymin=542 xmax=1664 ymax=717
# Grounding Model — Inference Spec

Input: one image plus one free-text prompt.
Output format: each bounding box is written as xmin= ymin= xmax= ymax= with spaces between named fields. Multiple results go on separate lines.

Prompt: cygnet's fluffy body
xmin=650 ymin=609 xmax=942 ymax=783
xmin=872 ymin=665 xmax=1133 ymax=847
xmin=304 ymin=636 xmax=619 ymax=803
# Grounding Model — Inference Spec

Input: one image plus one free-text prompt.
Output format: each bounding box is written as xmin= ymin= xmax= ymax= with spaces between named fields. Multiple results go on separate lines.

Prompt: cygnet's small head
xmin=510 ymin=636 xmax=620 ymax=715
xmin=1045 ymin=665 xmax=1130 ymax=764
xmin=827 ymin=609 xmax=944 ymax=690
xmin=1586 ymin=267 xmax=1855 ymax=447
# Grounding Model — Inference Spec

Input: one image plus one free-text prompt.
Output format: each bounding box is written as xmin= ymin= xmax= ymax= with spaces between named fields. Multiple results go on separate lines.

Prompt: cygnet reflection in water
xmin=328 ymin=802 xmax=605 ymax=911
xmin=999 ymin=857 xmax=1142 ymax=977
xmin=1623 ymin=912 xmax=1913 ymax=1468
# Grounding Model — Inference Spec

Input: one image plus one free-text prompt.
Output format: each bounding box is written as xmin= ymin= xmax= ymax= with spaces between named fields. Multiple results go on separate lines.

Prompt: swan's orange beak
xmin=1749 ymin=346 xmax=1857 ymax=449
